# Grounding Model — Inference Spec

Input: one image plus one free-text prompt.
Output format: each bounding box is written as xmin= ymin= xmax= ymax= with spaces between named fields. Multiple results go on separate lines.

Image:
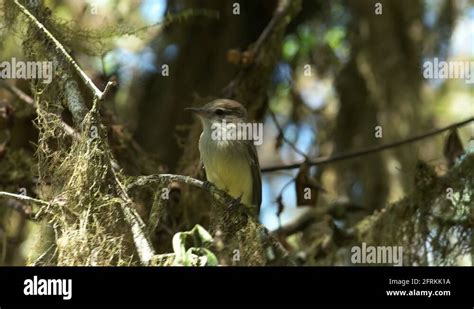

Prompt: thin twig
xmin=0 ymin=81 xmax=79 ymax=139
xmin=269 ymin=110 xmax=309 ymax=160
xmin=100 ymin=80 xmax=116 ymax=100
xmin=250 ymin=0 xmax=290 ymax=57
xmin=262 ymin=117 xmax=474 ymax=172
xmin=0 ymin=81 xmax=34 ymax=105
xmin=31 ymin=244 xmax=56 ymax=266
xmin=0 ymin=191 xmax=49 ymax=206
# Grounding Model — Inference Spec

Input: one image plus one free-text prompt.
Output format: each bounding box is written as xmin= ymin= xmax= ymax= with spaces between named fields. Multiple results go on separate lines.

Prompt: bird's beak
xmin=185 ymin=107 xmax=208 ymax=117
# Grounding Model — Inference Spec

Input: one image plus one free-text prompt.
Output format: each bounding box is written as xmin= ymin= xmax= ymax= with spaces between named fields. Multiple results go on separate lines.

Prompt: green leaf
xmin=184 ymin=248 xmax=218 ymax=266
xmin=172 ymin=232 xmax=188 ymax=264
xmin=171 ymin=224 xmax=216 ymax=266
xmin=190 ymin=224 xmax=213 ymax=245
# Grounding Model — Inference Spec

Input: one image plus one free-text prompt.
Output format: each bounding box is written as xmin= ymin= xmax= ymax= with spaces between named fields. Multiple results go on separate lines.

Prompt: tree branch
xmin=222 ymin=0 xmax=300 ymax=97
xmin=128 ymin=174 xmax=293 ymax=265
xmin=250 ymin=0 xmax=292 ymax=58
xmin=0 ymin=191 xmax=49 ymax=206
xmin=128 ymin=174 xmax=238 ymax=207
xmin=262 ymin=117 xmax=474 ymax=172
xmin=111 ymin=168 xmax=156 ymax=265
xmin=14 ymin=0 xmax=114 ymax=101
xmin=0 ymin=81 xmax=79 ymax=139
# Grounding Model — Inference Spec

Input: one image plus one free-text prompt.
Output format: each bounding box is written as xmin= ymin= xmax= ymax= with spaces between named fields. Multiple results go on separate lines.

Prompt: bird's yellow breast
xmin=199 ymin=135 xmax=253 ymax=206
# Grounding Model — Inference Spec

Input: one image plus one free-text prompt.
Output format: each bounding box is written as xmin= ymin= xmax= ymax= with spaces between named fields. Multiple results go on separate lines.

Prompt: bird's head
xmin=186 ymin=99 xmax=248 ymax=130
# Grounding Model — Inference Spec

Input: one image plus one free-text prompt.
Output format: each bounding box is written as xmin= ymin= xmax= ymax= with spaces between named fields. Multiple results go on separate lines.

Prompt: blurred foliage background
xmin=0 ymin=0 xmax=473 ymax=266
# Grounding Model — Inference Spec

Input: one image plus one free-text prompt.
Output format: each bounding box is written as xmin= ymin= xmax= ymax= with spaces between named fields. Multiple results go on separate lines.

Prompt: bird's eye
xmin=215 ymin=109 xmax=224 ymax=116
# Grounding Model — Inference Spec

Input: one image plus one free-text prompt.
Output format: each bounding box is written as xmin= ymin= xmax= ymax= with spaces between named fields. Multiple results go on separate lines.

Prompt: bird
xmin=186 ymin=99 xmax=262 ymax=216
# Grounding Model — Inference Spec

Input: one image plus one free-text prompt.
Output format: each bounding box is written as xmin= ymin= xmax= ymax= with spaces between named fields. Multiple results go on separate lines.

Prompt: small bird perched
xmin=186 ymin=99 xmax=262 ymax=216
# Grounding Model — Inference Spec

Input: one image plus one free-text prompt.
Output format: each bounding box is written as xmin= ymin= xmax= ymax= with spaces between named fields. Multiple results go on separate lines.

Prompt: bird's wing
xmin=247 ymin=141 xmax=262 ymax=214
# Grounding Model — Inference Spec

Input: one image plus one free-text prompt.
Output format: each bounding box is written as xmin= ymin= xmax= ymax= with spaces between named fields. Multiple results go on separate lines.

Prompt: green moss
xmin=353 ymin=155 xmax=473 ymax=265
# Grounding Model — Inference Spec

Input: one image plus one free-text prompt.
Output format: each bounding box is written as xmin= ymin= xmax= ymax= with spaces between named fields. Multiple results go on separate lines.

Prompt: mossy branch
xmin=14 ymin=0 xmax=152 ymax=265
xmin=128 ymin=174 xmax=239 ymax=207
xmin=14 ymin=0 xmax=114 ymax=101
xmin=128 ymin=174 xmax=293 ymax=265
xmin=112 ymin=168 xmax=156 ymax=264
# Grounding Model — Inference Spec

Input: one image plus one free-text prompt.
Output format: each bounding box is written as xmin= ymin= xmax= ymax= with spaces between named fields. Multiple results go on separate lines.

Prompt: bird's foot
xmin=203 ymin=181 xmax=247 ymax=212
xmin=225 ymin=194 xmax=242 ymax=209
